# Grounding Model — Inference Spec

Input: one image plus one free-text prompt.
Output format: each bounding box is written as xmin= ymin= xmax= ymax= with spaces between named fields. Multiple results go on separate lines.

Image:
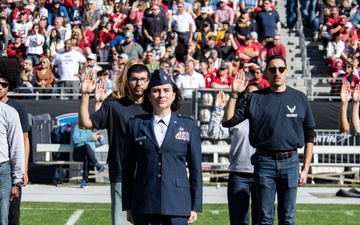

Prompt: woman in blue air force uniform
xmin=122 ymin=70 xmax=203 ymax=225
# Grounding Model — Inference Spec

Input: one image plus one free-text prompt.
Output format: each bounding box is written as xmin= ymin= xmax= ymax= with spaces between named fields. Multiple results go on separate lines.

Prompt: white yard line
xmin=65 ymin=210 xmax=84 ymax=225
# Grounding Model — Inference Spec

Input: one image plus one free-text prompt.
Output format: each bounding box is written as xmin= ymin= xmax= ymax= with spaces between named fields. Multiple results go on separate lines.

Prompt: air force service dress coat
xmin=122 ymin=112 xmax=203 ymax=216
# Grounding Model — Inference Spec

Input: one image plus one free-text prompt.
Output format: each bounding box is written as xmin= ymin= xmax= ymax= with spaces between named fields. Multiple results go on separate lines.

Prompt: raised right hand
xmin=340 ymin=82 xmax=351 ymax=103
xmin=81 ymin=70 xmax=96 ymax=94
xmin=353 ymin=83 xmax=360 ymax=103
xmin=94 ymin=79 xmax=109 ymax=103
xmin=232 ymin=70 xmax=247 ymax=94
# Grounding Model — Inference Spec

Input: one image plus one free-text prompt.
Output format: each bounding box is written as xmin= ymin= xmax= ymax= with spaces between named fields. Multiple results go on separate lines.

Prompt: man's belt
xmin=256 ymin=149 xmax=297 ymax=160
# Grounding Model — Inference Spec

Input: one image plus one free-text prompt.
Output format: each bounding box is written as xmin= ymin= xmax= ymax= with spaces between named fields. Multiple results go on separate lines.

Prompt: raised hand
xmin=340 ymin=82 xmax=351 ymax=103
xmin=94 ymin=79 xmax=109 ymax=103
xmin=81 ymin=70 xmax=96 ymax=94
xmin=214 ymin=90 xmax=227 ymax=109
xmin=232 ymin=69 xmax=248 ymax=94
xmin=353 ymin=83 xmax=360 ymax=103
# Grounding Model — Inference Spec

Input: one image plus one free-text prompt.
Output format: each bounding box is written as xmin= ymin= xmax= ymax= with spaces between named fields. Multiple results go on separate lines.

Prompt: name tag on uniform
xmin=135 ymin=136 xmax=147 ymax=141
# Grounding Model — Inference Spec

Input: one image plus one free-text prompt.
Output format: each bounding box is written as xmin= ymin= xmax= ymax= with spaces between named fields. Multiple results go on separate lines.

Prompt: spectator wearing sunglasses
xmin=223 ymin=54 xmax=315 ymax=225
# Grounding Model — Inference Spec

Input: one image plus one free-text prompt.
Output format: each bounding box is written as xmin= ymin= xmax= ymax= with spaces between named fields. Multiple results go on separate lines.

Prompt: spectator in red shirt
xmin=81 ymin=21 xmax=95 ymax=50
xmin=6 ymin=32 xmax=26 ymax=59
xmin=249 ymin=67 xmax=270 ymax=89
xmin=260 ymin=34 xmax=286 ymax=69
xmin=199 ymin=60 xmax=215 ymax=88
xmin=237 ymin=33 xmax=260 ymax=63
xmin=108 ymin=2 xmax=127 ymax=29
xmin=211 ymin=62 xmax=234 ymax=88
xmin=97 ymin=21 xmax=116 ymax=61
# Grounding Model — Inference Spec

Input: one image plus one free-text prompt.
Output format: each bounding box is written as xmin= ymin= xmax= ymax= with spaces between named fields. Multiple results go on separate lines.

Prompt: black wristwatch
xmin=13 ymin=182 xmax=23 ymax=188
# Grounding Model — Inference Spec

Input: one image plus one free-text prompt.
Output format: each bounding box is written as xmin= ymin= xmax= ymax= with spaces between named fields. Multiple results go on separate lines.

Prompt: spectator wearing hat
xmin=12 ymin=10 xmax=33 ymax=42
xmin=146 ymin=32 xmax=166 ymax=61
xmin=51 ymin=39 xmax=88 ymax=100
xmin=211 ymin=62 xmax=234 ymax=88
xmin=167 ymin=52 xmax=178 ymax=76
xmin=24 ymin=23 xmax=44 ymax=66
xmin=195 ymin=20 xmax=215 ymax=49
xmin=216 ymin=20 xmax=231 ymax=45
xmin=118 ymin=32 xmax=144 ymax=60
xmin=12 ymin=0 xmax=31 ymax=24
xmin=0 ymin=13 xmax=10 ymax=48
xmin=47 ymin=0 xmax=69 ymax=26
xmin=81 ymin=53 xmax=102 ymax=81
xmin=237 ymin=33 xmax=260 ymax=63
xmin=195 ymin=7 xmax=215 ymax=32
xmin=6 ymin=33 xmax=26 ymax=59
xmin=144 ymin=50 xmax=160 ymax=73
xmin=214 ymin=0 xmax=234 ymax=29
xmin=230 ymin=55 xmax=241 ymax=76
xmin=234 ymin=8 xmax=256 ymax=41
xmin=166 ymin=31 xmax=186 ymax=63
xmin=119 ymin=53 xmax=129 ymax=64
xmin=255 ymin=0 xmax=280 ymax=45
xmin=342 ymin=22 xmax=358 ymax=47
xmin=171 ymin=2 xmax=194 ymax=46
xmin=260 ymin=34 xmax=286 ymax=68
xmin=142 ymin=4 xmax=168 ymax=48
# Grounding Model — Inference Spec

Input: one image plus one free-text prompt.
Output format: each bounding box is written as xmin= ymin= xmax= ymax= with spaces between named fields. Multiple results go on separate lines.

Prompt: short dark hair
xmin=0 ymin=58 xmax=21 ymax=91
xmin=127 ymin=64 xmax=150 ymax=79
xmin=266 ymin=54 xmax=287 ymax=69
xmin=142 ymin=83 xmax=182 ymax=113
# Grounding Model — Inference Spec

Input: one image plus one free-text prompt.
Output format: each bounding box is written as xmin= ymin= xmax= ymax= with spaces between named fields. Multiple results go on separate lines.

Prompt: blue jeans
xmin=252 ymin=153 xmax=299 ymax=225
xmin=286 ymin=0 xmax=298 ymax=29
xmin=110 ymin=182 xmax=131 ymax=225
xmin=312 ymin=17 xmax=320 ymax=34
xmin=0 ymin=161 xmax=11 ymax=225
xmin=176 ymin=31 xmax=190 ymax=46
xmin=228 ymin=172 xmax=258 ymax=225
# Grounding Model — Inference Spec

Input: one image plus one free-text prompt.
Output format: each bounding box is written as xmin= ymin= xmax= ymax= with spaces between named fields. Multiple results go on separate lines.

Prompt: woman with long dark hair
xmin=47 ymin=28 xmax=64 ymax=57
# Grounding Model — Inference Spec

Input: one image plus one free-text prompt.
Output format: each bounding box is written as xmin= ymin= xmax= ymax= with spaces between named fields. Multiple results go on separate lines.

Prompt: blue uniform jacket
xmin=122 ymin=112 xmax=203 ymax=216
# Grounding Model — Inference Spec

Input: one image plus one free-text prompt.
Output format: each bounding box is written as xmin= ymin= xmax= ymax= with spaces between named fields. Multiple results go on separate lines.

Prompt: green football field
xmin=20 ymin=202 xmax=360 ymax=225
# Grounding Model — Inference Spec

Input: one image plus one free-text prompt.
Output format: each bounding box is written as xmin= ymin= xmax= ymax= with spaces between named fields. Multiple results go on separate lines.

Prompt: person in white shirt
xmin=12 ymin=11 xmax=33 ymax=42
xmin=171 ymin=2 xmax=194 ymax=46
xmin=175 ymin=59 xmax=205 ymax=99
xmin=24 ymin=23 xmax=44 ymax=66
xmin=51 ymin=39 xmax=87 ymax=99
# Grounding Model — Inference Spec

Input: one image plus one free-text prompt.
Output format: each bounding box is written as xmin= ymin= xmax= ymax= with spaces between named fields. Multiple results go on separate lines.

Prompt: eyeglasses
xmin=41 ymin=18 xmax=47 ymax=21
xmin=273 ymin=38 xmax=279 ymax=41
xmin=151 ymin=8 xmax=158 ymax=11
xmin=263 ymin=2 xmax=270 ymax=5
xmin=345 ymin=65 xmax=352 ymax=68
xmin=129 ymin=77 xmax=149 ymax=84
xmin=267 ymin=67 xmax=286 ymax=73
xmin=0 ymin=82 xmax=9 ymax=88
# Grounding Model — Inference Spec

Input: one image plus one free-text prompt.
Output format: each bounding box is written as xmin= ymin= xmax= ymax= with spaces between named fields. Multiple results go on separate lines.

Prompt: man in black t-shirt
xmin=223 ymin=55 xmax=316 ymax=225
xmin=79 ymin=64 xmax=150 ymax=225
xmin=0 ymin=57 xmax=29 ymax=225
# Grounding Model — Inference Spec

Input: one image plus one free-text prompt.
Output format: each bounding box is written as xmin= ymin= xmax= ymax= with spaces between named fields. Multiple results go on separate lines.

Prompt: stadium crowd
xmin=0 ymin=0 xmax=288 ymax=99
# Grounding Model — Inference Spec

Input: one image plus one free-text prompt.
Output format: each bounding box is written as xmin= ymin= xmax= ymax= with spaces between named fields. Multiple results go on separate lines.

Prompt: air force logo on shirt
xmin=286 ymin=105 xmax=298 ymax=117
